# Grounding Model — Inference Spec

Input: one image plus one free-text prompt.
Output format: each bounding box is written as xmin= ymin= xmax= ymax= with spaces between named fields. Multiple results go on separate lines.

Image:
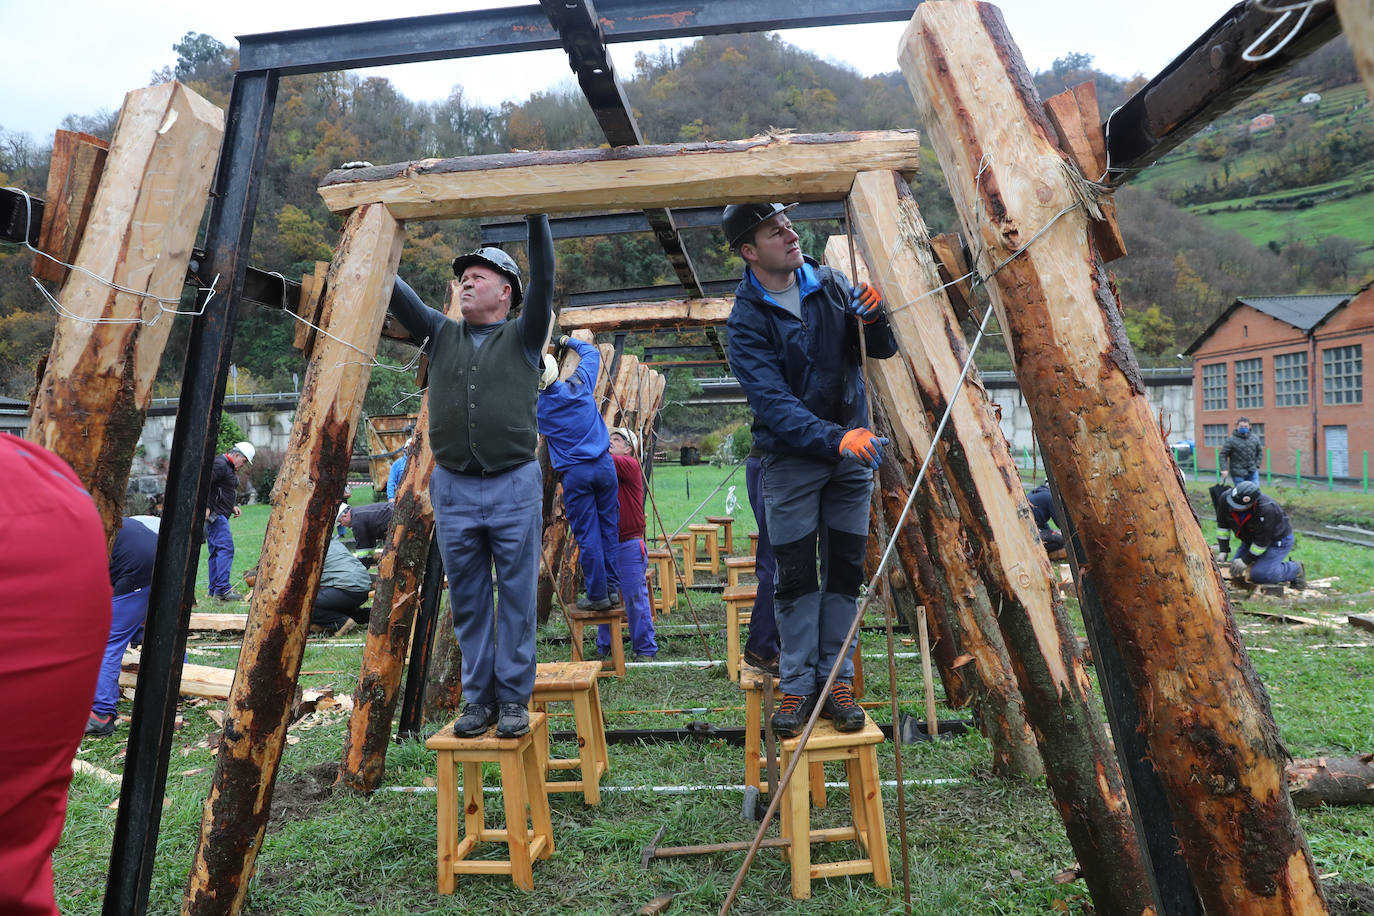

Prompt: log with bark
xmin=902 ymin=4 xmax=1326 ymax=911
xmin=1287 ymin=754 xmax=1374 ymax=808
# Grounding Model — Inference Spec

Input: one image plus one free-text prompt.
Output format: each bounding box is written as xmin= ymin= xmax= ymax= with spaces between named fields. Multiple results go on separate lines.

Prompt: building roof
xmin=1184 ymin=293 xmax=1352 ymax=355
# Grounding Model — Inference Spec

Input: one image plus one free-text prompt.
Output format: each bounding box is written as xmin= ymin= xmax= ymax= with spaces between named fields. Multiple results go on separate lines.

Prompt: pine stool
xmin=739 ymin=665 xmax=826 ymax=808
xmin=646 ymin=548 xmax=677 ymax=615
xmin=706 ymin=514 xmax=735 ymax=555
xmin=687 ymin=523 xmax=720 ymax=576
xmin=426 ymin=712 xmax=554 ymax=893
xmin=724 ymin=556 xmax=756 ymax=588
xmin=778 ymin=716 xmax=891 ymax=899
xmin=748 ymin=532 xmax=760 ymax=556
xmin=667 ymin=533 xmax=695 ymax=588
xmin=567 ymin=604 xmax=626 ymax=678
xmin=531 ymin=661 xmax=609 ymax=804
xmin=722 ymin=584 xmax=757 ymax=682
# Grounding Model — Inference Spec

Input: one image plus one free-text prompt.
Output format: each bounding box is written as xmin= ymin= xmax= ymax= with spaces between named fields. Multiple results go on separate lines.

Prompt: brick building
xmin=1185 ymin=284 xmax=1374 ymax=480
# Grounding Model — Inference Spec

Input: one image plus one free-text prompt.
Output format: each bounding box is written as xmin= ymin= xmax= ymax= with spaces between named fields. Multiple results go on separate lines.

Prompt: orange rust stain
xmin=605 ymin=10 xmax=695 ymax=31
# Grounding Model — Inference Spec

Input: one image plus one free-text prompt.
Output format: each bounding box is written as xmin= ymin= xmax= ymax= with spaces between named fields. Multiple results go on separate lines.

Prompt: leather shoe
xmin=496 ymin=702 xmax=530 ymax=738
xmin=453 ymin=702 xmax=497 ymax=737
xmin=743 ymin=648 xmax=780 ymax=676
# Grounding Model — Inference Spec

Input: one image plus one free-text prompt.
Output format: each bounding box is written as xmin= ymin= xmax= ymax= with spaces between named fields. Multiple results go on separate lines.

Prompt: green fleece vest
xmin=427 ymin=319 xmax=539 ymax=473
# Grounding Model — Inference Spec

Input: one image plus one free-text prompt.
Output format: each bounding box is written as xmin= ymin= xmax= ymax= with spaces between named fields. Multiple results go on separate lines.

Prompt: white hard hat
xmin=234 ymin=441 xmax=256 ymax=464
xmin=539 ymin=353 xmax=559 ymax=391
xmin=611 ymin=426 xmax=639 ymax=454
xmin=337 ymin=503 xmax=351 ymax=523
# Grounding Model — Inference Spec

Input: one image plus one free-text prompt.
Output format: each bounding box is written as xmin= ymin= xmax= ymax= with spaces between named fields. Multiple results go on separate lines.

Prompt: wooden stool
xmin=724 ymin=556 xmax=756 ymax=588
xmin=722 ymin=584 xmax=757 ymax=682
xmin=740 ymin=666 xmax=826 ymax=808
xmin=426 ymin=712 xmax=554 ymax=893
xmin=748 ymin=532 xmax=760 ymax=556
xmin=645 ymin=548 xmax=677 ymax=615
xmin=706 ymin=514 xmax=735 ymax=555
xmin=778 ymin=716 xmax=891 ymax=899
xmin=567 ymin=605 xmax=626 ymax=678
xmin=531 ymin=661 xmax=609 ymax=804
xmin=667 ymin=533 xmax=694 ymax=588
xmin=687 ymin=523 xmax=720 ymax=575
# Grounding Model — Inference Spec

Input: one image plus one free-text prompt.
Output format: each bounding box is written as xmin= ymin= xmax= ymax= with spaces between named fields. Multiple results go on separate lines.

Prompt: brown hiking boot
xmin=821 ymin=681 xmax=865 ymax=732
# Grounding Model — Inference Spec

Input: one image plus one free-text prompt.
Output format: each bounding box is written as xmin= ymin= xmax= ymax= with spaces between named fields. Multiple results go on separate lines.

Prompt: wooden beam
xmin=188 ymin=613 xmax=247 ymax=632
xmin=26 ymin=82 xmax=223 ymax=549
xmin=291 ymin=261 xmax=328 ymax=355
xmin=121 ymin=651 xmax=233 ymax=701
xmin=1337 ymin=0 xmax=1374 ymax=105
xmin=33 ymin=130 xmax=109 ymax=285
xmin=1042 ymin=82 xmax=1127 ymax=262
xmin=559 ymin=298 xmax=733 ymax=333
xmin=902 ymin=5 xmax=1326 ymax=912
xmin=184 ymin=202 xmax=405 ymax=916
xmin=838 ymin=171 xmax=1152 ymax=912
xmin=926 ymin=232 xmax=974 ymax=323
xmin=317 ymin=130 xmax=920 ymax=220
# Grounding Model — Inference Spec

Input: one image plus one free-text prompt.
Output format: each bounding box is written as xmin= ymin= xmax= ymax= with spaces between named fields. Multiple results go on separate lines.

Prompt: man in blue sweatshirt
xmin=387 ymin=215 xmax=553 ymax=739
xmin=539 ymin=334 xmax=621 ymax=614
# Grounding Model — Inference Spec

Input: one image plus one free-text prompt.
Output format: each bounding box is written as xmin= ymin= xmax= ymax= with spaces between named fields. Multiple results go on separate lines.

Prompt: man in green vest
xmin=388 ymin=215 xmax=553 ymax=739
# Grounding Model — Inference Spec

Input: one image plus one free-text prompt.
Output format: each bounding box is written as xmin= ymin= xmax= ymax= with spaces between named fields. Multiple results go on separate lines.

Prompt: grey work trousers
xmin=430 ymin=460 xmax=542 ymax=706
xmin=759 ymin=452 xmax=872 ymax=697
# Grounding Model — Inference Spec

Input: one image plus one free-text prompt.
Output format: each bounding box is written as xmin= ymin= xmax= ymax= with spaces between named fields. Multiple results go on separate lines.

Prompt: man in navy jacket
xmin=724 ymin=202 xmax=898 ymax=737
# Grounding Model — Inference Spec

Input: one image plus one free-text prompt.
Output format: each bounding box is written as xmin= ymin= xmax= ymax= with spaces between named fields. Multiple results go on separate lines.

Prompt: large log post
xmin=336 ymin=280 xmax=459 ymax=793
xmin=26 ymin=82 xmax=222 ymax=546
xmin=1337 ymin=0 xmax=1374 ymax=104
xmin=183 ymin=203 xmax=405 ymax=916
xmin=902 ymin=5 xmax=1326 ymax=911
xmin=838 ymin=172 xmax=1152 ymax=912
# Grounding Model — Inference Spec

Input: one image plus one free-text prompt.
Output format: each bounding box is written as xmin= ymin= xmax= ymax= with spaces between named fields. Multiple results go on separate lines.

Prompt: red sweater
xmin=612 ymin=454 xmax=645 ymax=542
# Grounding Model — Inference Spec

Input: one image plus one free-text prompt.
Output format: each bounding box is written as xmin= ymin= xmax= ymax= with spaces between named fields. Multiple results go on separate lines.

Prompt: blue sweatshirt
xmin=538 ymin=337 xmax=610 ymax=471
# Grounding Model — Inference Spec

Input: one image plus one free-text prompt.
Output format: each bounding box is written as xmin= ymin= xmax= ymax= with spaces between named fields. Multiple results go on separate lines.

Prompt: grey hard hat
xmin=721 ymin=202 xmax=797 ymax=249
xmin=1226 ymin=480 xmax=1260 ymax=510
xmin=452 ymin=247 xmax=524 ymax=307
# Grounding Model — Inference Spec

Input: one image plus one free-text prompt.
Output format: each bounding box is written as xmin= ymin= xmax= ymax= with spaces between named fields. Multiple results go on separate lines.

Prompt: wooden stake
xmin=33 ymin=130 xmax=109 ymax=285
xmin=917 ymin=611 xmax=937 ymax=737
xmin=902 ymin=5 xmax=1326 ymax=911
xmin=559 ymin=298 xmax=732 ymax=333
xmin=183 ymin=203 xmax=405 ymax=916
xmin=1336 ymin=0 xmax=1374 ymax=105
xmin=26 ymin=82 xmax=223 ymax=547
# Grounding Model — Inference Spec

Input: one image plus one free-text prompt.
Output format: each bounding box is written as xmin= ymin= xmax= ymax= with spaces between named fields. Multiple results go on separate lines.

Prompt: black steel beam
xmin=480 ymin=201 xmax=845 ymax=243
xmin=643 ymin=344 xmax=720 ymax=359
xmin=1107 ymin=0 xmax=1340 ymax=185
xmin=237 ymin=1 xmax=919 ymax=76
xmin=569 ymin=279 xmax=737 ymax=307
xmin=396 ymin=537 xmax=445 ymax=741
xmin=0 ymin=186 xmax=43 ymax=246
xmin=102 ymin=70 xmax=280 ymax=916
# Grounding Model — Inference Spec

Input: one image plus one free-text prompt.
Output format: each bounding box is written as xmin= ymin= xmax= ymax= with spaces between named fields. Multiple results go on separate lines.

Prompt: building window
xmin=1323 ymin=345 xmax=1363 ymax=405
xmin=1203 ymin=424 xmax=1229 ymax=447
xmin=1250 ymin=423 xmax=1265 ymax=446
xmin=1274 ymin=352 xmax=1308 ymax=407
xmin=1235 ymin=357 xmax=1263 ymax=409
xmin=1202 ymin=363 xmax=1228 ymax=411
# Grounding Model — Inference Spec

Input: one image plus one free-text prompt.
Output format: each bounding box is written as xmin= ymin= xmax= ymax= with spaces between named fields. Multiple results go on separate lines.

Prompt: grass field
xmin=62 ymin=465 xmax=1374 ymax=914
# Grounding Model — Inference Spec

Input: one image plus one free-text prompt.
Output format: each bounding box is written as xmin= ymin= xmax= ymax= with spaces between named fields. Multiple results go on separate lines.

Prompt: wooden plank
xmin=121 ymin=651 xmax=234 ymax=700
xmin=902 ymin=5 xmax=1326 ymax=912
xmin=926 ymin=233 xmax=974 ymax=323
xmin=1042 ymin=82 xmax=1127 ymax=261
xmin=1348 ymin=613 xmax=1374 ymax=634
xmin=1238 ymin=608 xmax=1322 ymax=626
xmin=1336 ymin=0 xmax=1374 ymax=106
xmin=189 ymin=613 xmax=247 ymax=632
xmin=560 ymin=298 xmax=733 ymax=333
xmin=25 ymin=82 xmax=224 ymax=548
xmin=317 ymin=130 xmax=921 ymax=220
xmin=291 ymin=261 xmax=329 ymax=354
xmin=33 ymin=130 xmax=109 ymax=284
xmin=185 ymin=202 xmax=406 ymax=916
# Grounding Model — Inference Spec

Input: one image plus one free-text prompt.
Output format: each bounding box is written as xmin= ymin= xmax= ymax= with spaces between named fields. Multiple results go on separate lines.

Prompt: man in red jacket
xmin=597 ymin=428 xmax=658 ymax=659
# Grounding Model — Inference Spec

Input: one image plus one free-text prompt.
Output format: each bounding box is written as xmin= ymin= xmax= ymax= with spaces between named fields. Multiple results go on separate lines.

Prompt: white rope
xmin=1244 ymin=0 xmax=1328 ymax=62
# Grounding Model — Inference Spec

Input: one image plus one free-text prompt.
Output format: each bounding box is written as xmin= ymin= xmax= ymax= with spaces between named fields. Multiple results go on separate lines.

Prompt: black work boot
xmin=770 ymin=693 xmax=816 ymax=739
xmin=496 ymin=702 xmax=530 ymax=738
xmin=1291 ymin=562 xmax=1307 ymax=590
xmin=576 ymin=594 xmax=611 ymax=612
xmin=85 ymin=712 xmax=116 ymax=738
xmin=453 ymin=702 xmax=497 ymax=737
xmin=821 ymin=681 xmax=866 ymax=732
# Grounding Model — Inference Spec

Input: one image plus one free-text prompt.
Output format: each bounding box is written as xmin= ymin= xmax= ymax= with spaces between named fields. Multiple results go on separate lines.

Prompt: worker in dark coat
xmin=205 ymin=441 xmax=254 ymax=601
xmin=337 ymin=500 xmax=394 ymax=551
xmin=87 ymin=517 xmax=160 ymax=737
xmin=311 ymin=537 xmax=373 ymax=635
xmin=1026 ymin=483 xmax=1065 ymax=554
xmin=1218 ymin=481 xmax=1305 ymax=587
xmin=1219 ymin=417 xmax=1263 ymax=484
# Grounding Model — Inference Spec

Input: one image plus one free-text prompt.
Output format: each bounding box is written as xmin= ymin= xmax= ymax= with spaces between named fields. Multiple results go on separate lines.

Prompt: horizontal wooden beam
xmin=318 ymin=130 xmax=920 ymax=220
xmin=558 ymin=298 xmax=733 ymax=332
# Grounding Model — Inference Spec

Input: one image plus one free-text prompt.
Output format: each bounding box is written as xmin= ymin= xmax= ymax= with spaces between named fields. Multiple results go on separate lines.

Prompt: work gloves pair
xmin=839 ymin=427 xmax=888 ymax=469
xmin=848 ymin=281 xmax=884 ymax=324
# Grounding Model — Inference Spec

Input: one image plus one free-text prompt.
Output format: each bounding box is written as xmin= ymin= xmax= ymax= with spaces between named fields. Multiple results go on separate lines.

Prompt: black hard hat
xmin=1226 ymin=480 xmax=1260 ymax=510
xmin=452 ymin=247 xmax=524 ymax=307
xmin=721 ymin=202 xmax=797 ymax=249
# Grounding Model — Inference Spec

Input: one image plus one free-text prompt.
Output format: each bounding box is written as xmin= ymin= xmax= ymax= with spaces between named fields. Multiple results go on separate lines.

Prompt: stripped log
xmin=318 ymin=131 xmax=921 ymax=220
xmin=1336 ymin=0 xmax=1374 ymax=104
xmin=26 ymin=82 xmax=223 ymax=547
xmin=838 ymin=170 xmax=1151 ymax=912
xmin=559 ymin=298 xmax=732 ymax=333
xmin=183 ymin=203 xmax=405 ymax=916
xmin=1286 ymin=754 xmax=1374 ymax=808
xmin=902 ymin=5 xmax=1326 ymax=911
xmin=121 ymin=651 xmax=233 ymax=701
xmin=33 ymin=130 xmax=109 ymax=284
xmin=337 ymin=280 xmax=458 ymax=794
xmin=291 ymin=261 xmax=329 ymax=356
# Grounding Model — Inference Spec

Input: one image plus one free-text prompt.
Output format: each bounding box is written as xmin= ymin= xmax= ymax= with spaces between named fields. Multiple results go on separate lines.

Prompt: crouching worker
xmin=723 ymin=201 xmax=898 ymax=737
xmin=1025 ymin=482 xmax=1065 ymax=556
xmin=385 ymin=213 xmax=554 ymax=740
xmin=1218 ymin=481 xmax=1306 ymax=588
xmin=539 ymin=334 xmax=621 ymax=612
xmin=598 ymin=428 xmax=658 ymax=659
xmin=312 ymin=532 xmax=373 ymax=636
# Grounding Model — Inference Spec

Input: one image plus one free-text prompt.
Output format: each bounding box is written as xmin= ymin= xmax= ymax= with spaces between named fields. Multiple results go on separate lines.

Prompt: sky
xmin=0 ymin=0 xmax=1242 ymax=142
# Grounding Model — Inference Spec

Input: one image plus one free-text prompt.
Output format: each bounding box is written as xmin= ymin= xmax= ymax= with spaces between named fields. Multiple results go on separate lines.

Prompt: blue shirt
xmin=386 ymin=453 xmax=407 ymax=500
xmin=538 ymin=337 xmax=610 ymax=471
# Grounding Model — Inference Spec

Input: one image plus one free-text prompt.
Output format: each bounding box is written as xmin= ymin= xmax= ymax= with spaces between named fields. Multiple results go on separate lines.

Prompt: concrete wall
xmin=132 ymin=407 xmax=294 ymax=477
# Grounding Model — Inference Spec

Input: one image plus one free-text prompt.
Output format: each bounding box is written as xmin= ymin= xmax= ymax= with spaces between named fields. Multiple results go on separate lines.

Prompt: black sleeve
xmin=518 ymin=214 xmax=554 ymax=365
xmin=389 ymin=276 xmax=445 ymax=355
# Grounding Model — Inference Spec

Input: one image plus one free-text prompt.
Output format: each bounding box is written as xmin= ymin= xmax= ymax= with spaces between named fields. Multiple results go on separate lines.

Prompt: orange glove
xmin=849 ymin=281 xmax=883 ymax=324
xmin=838 ymin=428 xmax=888 ymax=468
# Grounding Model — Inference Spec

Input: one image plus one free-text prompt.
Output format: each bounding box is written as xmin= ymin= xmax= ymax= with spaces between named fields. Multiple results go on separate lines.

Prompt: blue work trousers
xmin=431 ymin=461 xmax=542 ymax=706
xmin=744 ymin=456 xmax=779 ymax=660
xmin=598 ymin=538 xmax=658 ymax=657
xmin=761 ymin=453 xmax=871 ymax=697
xmin=1236 ymin=534 xmax=1300 ymax=584
xmin=561 ymin=452 xmax=620 ymax=601
xmin=92 ymin=589 xmax=151 ymax=717
xmin=205 ymin=514 xmax=234 ymax=596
